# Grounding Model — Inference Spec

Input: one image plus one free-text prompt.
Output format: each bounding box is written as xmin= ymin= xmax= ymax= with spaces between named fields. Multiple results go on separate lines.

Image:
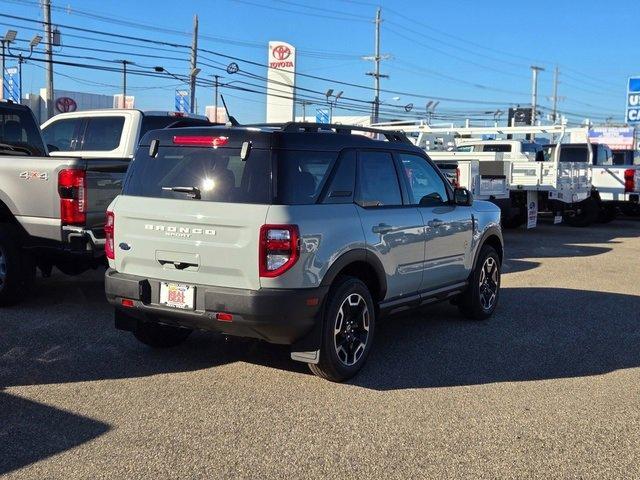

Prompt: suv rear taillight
xmin=58 ymin=169 xmax=87 ymax=225
xmin=259 ymin=224 xmax=299 ymax=278
xmin=105 ymin=211 xmax=115 ymax=260
xmin=624 ymin=169 xmax=638 ymax=193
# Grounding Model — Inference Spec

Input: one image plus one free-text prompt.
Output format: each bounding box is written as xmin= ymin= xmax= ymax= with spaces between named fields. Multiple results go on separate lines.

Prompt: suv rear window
xmin=123 ymin=146 xmax=271 ymax=204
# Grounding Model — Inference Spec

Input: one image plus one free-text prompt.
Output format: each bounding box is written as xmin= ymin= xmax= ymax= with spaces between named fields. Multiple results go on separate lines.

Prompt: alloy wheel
xmin=333 ymin=293 xmax=370 ymax=366
xmin=478 ymin=257 xmax=499 ymax=310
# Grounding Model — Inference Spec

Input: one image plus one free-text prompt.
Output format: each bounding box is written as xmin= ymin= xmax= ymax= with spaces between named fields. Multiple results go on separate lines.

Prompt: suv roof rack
xmin=280 ymin=122 xmax=412 ymax=144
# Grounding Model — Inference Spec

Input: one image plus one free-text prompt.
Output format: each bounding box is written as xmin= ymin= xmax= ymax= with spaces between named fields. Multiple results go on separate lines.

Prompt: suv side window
xmin=322 ymin=150 xmax=356 ymax=204
xmin=399 ymin=153 xmax=449 ymax=206
xmin=80 ymin=116 xmax=125 ymax=151
xmin=42 ymin=117 xmax=84 ymax=151
xmin=356 ymin=150 xmax=402 ymax=207
xmin=482 ymin=144 xmax=511 ymax=152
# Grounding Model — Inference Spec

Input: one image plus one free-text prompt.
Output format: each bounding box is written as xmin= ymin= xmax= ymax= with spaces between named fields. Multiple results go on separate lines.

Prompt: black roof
xmin=140 ymin=122 xmax=423 ymax=153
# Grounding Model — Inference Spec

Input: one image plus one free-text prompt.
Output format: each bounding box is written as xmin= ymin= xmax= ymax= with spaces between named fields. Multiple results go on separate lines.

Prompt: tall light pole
xmin=212 ymin=74 xmax=220 ymax=122
xmin=550 ymin=65 xmax=560 ymax=124
xmin=43 ymin=0 xmax=54 ymax=119
xmin=364 ymin=8 xmax=389 ymax=124
xmin=530 ymin=65 xmax=545 ymax=128
xmin=118 ymin=60 xmax=133 ymax=108
xmin=1 ymin=30 xmax=17 ymax=100
xmin=189 ymin=14 xmax=198 ymax=114
xmin=7 ymin=34 xmax=41 ymax=104
xmin=325 ymin=89 xmax=343 ymax=123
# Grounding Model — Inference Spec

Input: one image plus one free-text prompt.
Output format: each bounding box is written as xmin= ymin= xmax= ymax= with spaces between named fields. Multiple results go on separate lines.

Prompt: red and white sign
xmin=266 ymin=41 xmax=296 ymax=123
xmin=55 ymin=97 xmax=77 ymax=113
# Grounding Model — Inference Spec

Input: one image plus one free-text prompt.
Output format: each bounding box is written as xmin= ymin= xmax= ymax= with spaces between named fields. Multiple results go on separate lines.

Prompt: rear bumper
xmin=105 ymin=269 xmax=328 ymax=345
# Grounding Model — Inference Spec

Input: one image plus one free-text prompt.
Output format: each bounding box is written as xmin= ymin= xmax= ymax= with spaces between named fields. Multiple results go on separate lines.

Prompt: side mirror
xmin=453 ymin=187 xmax=473 ymax=206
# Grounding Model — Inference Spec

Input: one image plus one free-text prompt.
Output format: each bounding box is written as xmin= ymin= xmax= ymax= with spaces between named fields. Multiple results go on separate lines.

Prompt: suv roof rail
xmin=280 ymin=122 xmax=413 ymax=144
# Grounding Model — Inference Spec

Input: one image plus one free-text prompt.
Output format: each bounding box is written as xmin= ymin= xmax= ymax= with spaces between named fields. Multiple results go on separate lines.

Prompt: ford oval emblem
xmin=119 ymin=242 xmax=131 ymax=251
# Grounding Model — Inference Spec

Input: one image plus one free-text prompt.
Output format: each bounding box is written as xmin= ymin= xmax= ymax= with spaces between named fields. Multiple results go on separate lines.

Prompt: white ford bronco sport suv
xmin=105 ymin=123 xmax=504 ymax=381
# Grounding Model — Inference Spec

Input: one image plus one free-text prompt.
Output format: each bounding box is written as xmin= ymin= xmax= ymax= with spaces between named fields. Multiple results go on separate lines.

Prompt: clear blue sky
xmin=0 ymin=0 xmax=637 ymax=124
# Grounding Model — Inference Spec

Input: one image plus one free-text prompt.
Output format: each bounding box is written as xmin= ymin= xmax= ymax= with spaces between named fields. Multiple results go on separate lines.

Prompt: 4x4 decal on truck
xmin=19 ymin=171 xmax=49 ymax=181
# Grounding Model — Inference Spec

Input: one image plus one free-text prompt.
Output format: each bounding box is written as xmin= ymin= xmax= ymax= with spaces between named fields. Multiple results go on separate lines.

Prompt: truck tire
xmin=501 ymin=210 xmax=525 ymax=229
xmin=597 ymin=205 xmax=617 ymax=223
xmin=308 ymin=276 xmax=376 ymax=382
xmin=458 ymin=245 xmax=501 ymax=320
xmin=0 ymin=224 xmax=34 ymax=306
xmin=622 ymin=204 xmax=640 ymax=217
xmin=133 ymin=320 xmax=192 ymax=348
xmin=563 ymin=197 xmax=598 ymax=227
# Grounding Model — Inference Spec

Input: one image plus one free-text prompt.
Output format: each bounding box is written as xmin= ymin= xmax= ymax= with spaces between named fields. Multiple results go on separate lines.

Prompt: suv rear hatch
xmin=112 ymin=132 xmax=272 ymax=290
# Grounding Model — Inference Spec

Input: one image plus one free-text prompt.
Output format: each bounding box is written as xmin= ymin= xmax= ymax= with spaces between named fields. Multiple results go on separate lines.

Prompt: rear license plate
xmin=159 ymin=282 xmax=195 ymax=310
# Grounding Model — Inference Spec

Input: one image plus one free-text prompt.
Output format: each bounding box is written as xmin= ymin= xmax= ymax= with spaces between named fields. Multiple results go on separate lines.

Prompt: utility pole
xmin=213 ymin=74 xmax=220 ymax=122
xmin=530 ymin=65 xmax=544 ymax=140
xmin=551 ymin=65 xmax=559 ymax=124
xmin=189 ymin=14 xmax=198 ymax=114
xmin=43 ymin=0 xmax=54 ymax=120
xmin=121 ymin=60 xmax=131 ymax=108
xmin=365 ymin=8 xmax=389 ymax=124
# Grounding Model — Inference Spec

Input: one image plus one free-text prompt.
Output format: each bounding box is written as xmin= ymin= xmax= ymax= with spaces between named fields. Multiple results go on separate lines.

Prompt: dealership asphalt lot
xmin=1 ymin=217 xmax=639 ymax=479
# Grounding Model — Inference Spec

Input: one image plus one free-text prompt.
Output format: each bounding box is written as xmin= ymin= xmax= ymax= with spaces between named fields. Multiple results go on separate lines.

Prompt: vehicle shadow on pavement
xmin=352 ymin=286 xmax=640 ymax=391
xmin=501 ymin=217 xmax=640 ymax=275
xmin=0 ymin=391 xmax=110 ymax=476
xmin=0 ymin=269 xmax=302 ymax=390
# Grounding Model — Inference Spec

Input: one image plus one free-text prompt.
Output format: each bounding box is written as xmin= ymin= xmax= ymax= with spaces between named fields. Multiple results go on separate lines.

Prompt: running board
xmin=379 ymin=282 xmax=467 ymax=317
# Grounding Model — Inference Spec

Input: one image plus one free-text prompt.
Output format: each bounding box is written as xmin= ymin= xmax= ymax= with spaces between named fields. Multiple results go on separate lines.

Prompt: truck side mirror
xmin=453 ymin=187 xmax=473 ymax=206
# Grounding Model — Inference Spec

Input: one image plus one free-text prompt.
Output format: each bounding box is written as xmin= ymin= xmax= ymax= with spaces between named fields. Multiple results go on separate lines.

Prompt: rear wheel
xmin=133 ymin=320 xmax=192 ymax=348
xmin=563 ymin=197 xmax=598 ymax=227
xmin=309 ymin=277 xmax=375 ymax=382
xmin=0 ymin=224 xmax=35 ymax=306
xmin=458 ymin=245 xmax=501 ymax=320
xmin=597 ymin=205 xmax=617 ymax=223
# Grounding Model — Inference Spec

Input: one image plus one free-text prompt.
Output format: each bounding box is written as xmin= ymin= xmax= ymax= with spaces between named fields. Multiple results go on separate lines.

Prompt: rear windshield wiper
xmin=162 ymin=186 xmax=201 ymax=199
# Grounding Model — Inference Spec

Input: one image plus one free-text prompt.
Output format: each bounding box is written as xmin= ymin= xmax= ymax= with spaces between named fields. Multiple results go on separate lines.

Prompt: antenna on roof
xmin=219 ymin=94 xmax=239 ymax=126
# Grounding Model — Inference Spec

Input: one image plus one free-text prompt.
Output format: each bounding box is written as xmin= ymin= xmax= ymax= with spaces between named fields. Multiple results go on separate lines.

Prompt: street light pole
xmin=43 ymin=0 xmax=54 ymax=119
xmin=213 ymin=74 xmax=220 ymax=122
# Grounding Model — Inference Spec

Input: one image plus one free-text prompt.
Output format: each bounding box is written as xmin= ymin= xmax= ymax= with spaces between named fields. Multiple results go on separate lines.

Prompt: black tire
xmin=0 ymin=224 xmax=35 ymax=306
xmin=133 ymin=320 xmax=192 ymax=348
xmin=458 ymin=245 xmax=501 ymax=320
xmin=597 ymin=205 xmax=617 ymax=223
xmin=308 ymin=277 xmax=376 ymax=382
xmin=563 ymin=197 xmax=598 ymax=227
xmin=501 ymin=211 xmax=525 ymax=229
xmin=621 ymin=204 xmax=640 ymax=217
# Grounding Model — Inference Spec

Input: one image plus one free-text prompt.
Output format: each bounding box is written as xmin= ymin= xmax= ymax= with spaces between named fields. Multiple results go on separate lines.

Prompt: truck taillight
xmin=259 ymin=224 xmax=299 ymax=278
xmin=58 ymin=169 xmax=87 ymax=225
xmin=624 ymin=169 xmax=638 ymax=193
xmin=105 ymin=211 xmax=115 ymax=260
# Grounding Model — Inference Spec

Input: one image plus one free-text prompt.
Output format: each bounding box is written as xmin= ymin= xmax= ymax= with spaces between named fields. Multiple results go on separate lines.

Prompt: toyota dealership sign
xmin=266 ymin=41 xmax=296 ymax=123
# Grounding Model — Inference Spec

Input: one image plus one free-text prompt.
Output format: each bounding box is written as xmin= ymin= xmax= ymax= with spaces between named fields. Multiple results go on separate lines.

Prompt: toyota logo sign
xmin=272 ymin=45 xmax=291 ymax=61
xmin=55 ymin=97 xmax=78 ymax=113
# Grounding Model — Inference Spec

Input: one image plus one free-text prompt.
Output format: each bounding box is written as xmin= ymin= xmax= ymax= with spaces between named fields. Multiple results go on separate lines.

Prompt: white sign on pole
xmin=527 ymin=191 xmax=538 ymax=229
xmin=266 ymin=41 xmax=296 ymax=123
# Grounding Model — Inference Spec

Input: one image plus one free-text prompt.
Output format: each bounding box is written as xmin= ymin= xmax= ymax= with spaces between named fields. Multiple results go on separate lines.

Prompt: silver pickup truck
xmin=0 ymin=101 xmax=128 ymax=305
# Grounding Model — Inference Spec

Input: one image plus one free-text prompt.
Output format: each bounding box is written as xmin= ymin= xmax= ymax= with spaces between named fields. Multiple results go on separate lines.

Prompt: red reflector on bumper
xmin=121 ymin=298 xmax=134 ymax=308
xmin=216 ymin=312 xmax=233 ymax=322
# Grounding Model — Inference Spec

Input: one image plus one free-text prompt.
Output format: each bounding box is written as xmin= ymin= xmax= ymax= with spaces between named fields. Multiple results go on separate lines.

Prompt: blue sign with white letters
xmin=316 ymin=108 xmax=329 ymax=124
xmin=3 ymin=65 xmax=20 ymax=103
xmin=626 ymin=77 xmax=640 ymax=124
xmin=175 ymin=89 xmax=189 ymax=113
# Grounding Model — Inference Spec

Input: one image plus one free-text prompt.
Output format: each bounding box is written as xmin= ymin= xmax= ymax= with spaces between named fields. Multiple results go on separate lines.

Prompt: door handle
xmin=372 ymin=223 xmax=393 ymax=234
xmin=428 ymin=219 xmax=444 ymax=228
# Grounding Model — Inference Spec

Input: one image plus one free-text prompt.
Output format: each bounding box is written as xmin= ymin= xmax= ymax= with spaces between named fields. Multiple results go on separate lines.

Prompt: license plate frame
xmin=159 ymin=282 xmax=195 ymax=310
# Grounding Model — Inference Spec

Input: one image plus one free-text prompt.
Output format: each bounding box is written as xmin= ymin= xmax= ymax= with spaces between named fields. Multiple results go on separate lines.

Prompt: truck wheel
xmin=597 ymin=205 xmax=617 ymax=223
xmin=563 ymin=197 xmax=598 ymax=227
xmin=133 ymin=320 xmax=192 ymax=348
xmin=622 ymin=204 xmax=640 ymax=217
xmin=458 ymin=245 xmax=501 ymax=320
xmin=501 ymin=211 xmax=525 ymax=229
xmin=0 ymin=224 xmax=34 ymax=306
xmin=308 ymin=277 xmax=376 ymax=382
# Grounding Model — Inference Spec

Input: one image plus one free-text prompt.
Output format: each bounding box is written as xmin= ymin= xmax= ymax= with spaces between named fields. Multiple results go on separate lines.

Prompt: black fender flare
xmin=319 ymin=248 xmax=387 ymax=301
xmin=471 ymin=226 xmax=504 ymax=272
